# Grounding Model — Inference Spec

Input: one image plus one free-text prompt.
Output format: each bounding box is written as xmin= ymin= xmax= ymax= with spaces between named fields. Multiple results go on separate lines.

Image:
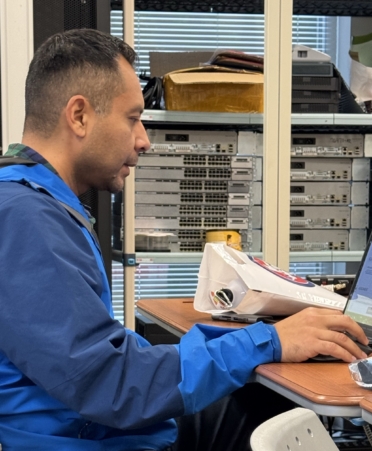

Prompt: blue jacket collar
xmin=0 ymin=163 xmax=89 ymax=220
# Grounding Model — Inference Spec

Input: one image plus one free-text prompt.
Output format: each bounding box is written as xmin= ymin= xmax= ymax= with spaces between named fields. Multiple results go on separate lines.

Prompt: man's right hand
xmin=274 ymin=307 xmax=369 ymax=363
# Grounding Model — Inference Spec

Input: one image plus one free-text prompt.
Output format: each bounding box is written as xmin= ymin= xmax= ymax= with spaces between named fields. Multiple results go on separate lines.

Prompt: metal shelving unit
xmin=133 ymin=251 xmax=364 ymax=264
xmin=112 ymin=0 xmax=372 ymax=16
xmin=139 ymin=111 xmax=371 ymax=265
xmin=142 ymin=110 xmax=372 ymax=127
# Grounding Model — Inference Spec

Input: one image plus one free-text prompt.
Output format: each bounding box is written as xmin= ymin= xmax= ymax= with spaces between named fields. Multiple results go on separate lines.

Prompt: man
xmin=0 ymin=29 xmax=368 ymax=450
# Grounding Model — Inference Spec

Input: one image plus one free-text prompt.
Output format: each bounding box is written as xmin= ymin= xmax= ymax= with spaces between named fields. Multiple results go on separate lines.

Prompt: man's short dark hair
xmin=24 ymin=29 xmax=137 ymax=137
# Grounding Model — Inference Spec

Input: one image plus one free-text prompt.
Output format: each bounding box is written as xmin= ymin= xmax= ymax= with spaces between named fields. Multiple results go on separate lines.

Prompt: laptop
xmin=311 ymin=233 xmax=372 ymax=361
xmin=343 ymin=232 xmax=372 ymax=345
xmin=211 ymin=312 xmax=282 ymax=324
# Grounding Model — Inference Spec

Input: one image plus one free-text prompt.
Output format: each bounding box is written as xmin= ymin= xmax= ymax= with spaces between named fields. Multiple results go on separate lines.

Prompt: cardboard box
xmin=163 ymin=66 xmax=264 ymax=113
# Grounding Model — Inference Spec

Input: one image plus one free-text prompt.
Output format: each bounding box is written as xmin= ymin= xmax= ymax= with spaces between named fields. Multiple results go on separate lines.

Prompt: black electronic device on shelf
xmin=305 ymin=274 xmax=355 ymax=297
xmin=291 ymin=63 xmax=363 ymax=114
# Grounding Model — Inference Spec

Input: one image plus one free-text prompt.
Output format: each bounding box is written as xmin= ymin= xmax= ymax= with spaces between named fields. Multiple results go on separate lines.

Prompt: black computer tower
xmin=33 ymin=0 xmax=111 ymax=51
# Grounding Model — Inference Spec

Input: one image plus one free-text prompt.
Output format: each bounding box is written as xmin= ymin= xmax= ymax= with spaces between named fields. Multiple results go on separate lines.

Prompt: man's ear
xmin=65 ymin=95 xmax=92 ymax=138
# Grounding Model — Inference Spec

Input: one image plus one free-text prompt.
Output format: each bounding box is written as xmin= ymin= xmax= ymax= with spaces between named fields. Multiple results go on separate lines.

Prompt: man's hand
xmin=274 ymin=307 xmax=369 ymax=362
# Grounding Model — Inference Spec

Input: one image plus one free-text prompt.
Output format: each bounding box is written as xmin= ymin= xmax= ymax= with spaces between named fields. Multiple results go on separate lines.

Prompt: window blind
xmin=111 ymin=10 xmax=338 ymax=78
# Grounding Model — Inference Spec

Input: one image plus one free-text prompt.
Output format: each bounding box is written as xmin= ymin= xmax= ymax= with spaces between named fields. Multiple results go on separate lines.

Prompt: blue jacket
xmin=0 ymin=163 xmax=282 ymax=450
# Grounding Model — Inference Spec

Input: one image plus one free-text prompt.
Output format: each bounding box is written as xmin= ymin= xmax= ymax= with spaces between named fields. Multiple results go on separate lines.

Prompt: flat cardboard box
xmin=163 ymin=66 xmax=264 ymax=113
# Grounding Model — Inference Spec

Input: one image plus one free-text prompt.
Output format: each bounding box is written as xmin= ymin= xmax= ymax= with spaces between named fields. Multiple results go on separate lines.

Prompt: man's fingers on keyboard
xmin=301 ymin=309 xmax=368 ymax=345
xmin=274 ymin=308 xmax=369 ymax=362
xmin=317 ymin=330 xmax=368 ymax=361
xmin=325 ymin=315 xmax=369 ymax=345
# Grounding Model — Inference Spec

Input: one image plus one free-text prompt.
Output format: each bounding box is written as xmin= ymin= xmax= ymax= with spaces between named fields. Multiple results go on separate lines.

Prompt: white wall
xmin=0 ymin=0 xmax=34 ymax=153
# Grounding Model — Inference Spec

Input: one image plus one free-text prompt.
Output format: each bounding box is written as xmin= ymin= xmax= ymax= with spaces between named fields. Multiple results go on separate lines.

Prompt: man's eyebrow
xmin=128 ymin=106 xmax=144 ymax=115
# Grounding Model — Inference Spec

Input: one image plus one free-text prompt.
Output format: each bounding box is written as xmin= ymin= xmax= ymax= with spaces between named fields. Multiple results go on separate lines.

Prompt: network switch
xmin=290 ymin=206 xmax=351 ymax=228
xmin=290 ymin=158 xmax=352 ymax=180
xmin=135 ymin=217 xmax=249 ymax=230
xmin=146 ymin=129 xmax=238 ymax=154
xmin=289 ymin=206 xmax=368 ymax=229
xmin=291 ymin=134 xmax=363 ymax=157
xmin=290 ymin=229 xmax=349 ymax=251
xmin=290 ymin=182 xmax=350 ymax=205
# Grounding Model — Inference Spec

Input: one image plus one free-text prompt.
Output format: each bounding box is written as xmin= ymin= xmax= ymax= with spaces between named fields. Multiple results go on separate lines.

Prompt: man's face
xmin=76 ymin=57 xmax=150 ymax=194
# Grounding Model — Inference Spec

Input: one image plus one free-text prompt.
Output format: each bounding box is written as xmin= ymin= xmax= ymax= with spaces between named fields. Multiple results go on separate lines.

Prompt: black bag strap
xmin=0 ymin=156 xmax=37 ymax=167
xmin=57 ymin=200 xmax=100 ymax=246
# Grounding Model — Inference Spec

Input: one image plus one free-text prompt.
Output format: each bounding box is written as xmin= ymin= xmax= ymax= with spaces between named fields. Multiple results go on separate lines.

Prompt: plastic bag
xmin=350 ymin=32 xmax=372 ymax=102
xmin=349 ymin=357 xmax=372 ymax=388
xmin=350 ymin=59 xmax=372 ymax=102
xmin=194 ymin=243 xmax=346 ymax=316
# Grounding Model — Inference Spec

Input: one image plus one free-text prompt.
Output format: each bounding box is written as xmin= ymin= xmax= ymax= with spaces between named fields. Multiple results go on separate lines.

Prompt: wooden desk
xmin=136 ymin=298 xmax=369 ymax=417
xmin=136 ymin=297 xmax=239 ymax=337
xmin=255 ymin=363 xmax=368 ymax=417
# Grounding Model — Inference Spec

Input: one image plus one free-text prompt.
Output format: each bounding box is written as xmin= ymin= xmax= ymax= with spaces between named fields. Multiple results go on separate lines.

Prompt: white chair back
xmin=250 ymin=407 xmax=339 ymax=451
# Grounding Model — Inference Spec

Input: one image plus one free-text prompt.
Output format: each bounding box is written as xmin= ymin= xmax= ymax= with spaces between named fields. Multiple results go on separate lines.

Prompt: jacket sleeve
xmin=0 ymin=188 xmax=281 ymax=431
xmin=177 ymin=322 xmax=281 ymax=414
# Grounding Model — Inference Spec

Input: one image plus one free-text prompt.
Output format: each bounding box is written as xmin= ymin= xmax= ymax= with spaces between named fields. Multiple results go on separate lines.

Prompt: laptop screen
xmin=344 ymin=236 xmax=372 ymax=332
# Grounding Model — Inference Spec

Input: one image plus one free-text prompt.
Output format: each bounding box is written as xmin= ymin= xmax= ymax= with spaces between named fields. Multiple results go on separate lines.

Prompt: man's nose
xmin=136 ymin=123 xmax=151 ymax=153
